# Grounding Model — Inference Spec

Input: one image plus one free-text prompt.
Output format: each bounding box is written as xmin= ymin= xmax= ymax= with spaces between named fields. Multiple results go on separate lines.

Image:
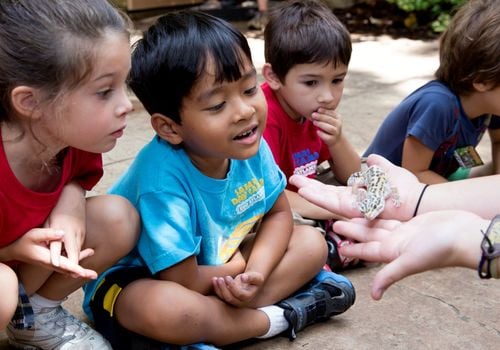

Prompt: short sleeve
xmin=263 ymin=118 xmax=283 ymax=165
xmin=488 ymin=115 xmax=500 ymax=129
xmin=136 ymin=186 xmax=200 ymax=274
xmin=69 ymin=149 xmax=103 ymax=190
xmin=259 ymin=140 xmax=287 ymax=213
xmin=406 ymin=93 xmax=458 ymax=151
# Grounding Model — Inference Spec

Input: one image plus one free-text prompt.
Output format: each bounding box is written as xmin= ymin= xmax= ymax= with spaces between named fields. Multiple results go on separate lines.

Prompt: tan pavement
xmin=1 ymin=28 xmax=499 ymax=349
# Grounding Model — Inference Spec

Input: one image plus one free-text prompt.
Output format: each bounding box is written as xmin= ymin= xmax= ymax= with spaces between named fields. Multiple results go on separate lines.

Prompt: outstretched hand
xmin=212 ymin=271 xmax=265 ymax=308
xmin=290 ymin=154 xmax=425 ymax=220
xmin=332 ymin=210 xmax=487 ymax=300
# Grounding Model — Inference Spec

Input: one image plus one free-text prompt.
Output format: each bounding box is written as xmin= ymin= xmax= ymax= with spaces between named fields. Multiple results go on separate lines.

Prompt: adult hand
xmin=290 ymin=154 xmax=426 ymax=220
xmin=333 ymin=210 xmax=487 ymax=300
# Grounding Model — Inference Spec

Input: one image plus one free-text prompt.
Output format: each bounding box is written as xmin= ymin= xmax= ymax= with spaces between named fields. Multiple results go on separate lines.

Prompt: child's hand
xmin=311 ymin=108 xmax=342 ymax=147
xmin=212 ymin=271 xmax=264 ymax=307
xmin=290 ymin=154 xmax=425 ymax=221
xmin=2 ymin=228 xmax=97 ymax=279
xmin=45 ymin=215 xmax=89 ymax=268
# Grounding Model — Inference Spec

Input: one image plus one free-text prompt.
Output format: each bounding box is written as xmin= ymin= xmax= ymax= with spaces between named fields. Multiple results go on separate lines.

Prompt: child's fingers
xmin=78 ymin=248 xmax=95 ymax=261
xmin=313 ymin=119 xmax=340 ymax=134
xmin=315 ymin=108 xmax=338 ymax=118
xmin=213 ymin=277 xmax=236 ymax=303
xmin=312 ymin=110 xmax=341 ymax=129
xmin=240 ymin=272 xmax=263 ymax=287
xmin=49 ymin=241 xmax=62 ymax=267
xmin=225 ymin=276 xmax=249 ymax=300
xmin=56 ymin=256 xmax=97 ymax=279
xmin=213 ymin=276 xmax=231 ymax=296
xmin=32 ymin=228 xmax=65 ymax=243
xmin=63 ymin=233 xmax=81 ymax=265
xmin=211 ymin=277 xmax=223 ymax=298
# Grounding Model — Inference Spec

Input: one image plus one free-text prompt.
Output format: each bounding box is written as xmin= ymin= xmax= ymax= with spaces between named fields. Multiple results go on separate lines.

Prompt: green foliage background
xmin=386 ymin=0 xmax=466 ymax=32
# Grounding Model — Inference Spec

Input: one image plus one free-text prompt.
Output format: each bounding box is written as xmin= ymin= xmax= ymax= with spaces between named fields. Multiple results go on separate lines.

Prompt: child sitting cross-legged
xmin=82 ymin=10 xmax=355 ymax=349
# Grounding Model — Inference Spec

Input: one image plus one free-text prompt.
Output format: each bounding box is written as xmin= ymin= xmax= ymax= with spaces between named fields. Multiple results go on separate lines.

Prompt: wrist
xmin=228 ymin=255 xmax=246 ymax=276
xmin=328 ymin=134 xmax=346 ymax=150
xmin=478 ymin=215 xmax=500 ymax=279
xmin=412 ymin=184 xmax=429 ymax=217
xmin=451 ymin=216 xmax=488 ymax=270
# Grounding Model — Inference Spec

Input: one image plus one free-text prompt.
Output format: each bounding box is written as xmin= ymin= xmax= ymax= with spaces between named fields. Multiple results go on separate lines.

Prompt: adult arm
xmin=290 ymin=154 xmax=500 ymax=220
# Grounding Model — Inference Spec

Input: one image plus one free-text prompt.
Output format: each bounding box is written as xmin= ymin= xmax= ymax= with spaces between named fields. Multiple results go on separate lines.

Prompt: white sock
xmin=256 ymin=305 xmax=289 ymax=339
xmin=29 ymin=293 xmax=63 ymax=314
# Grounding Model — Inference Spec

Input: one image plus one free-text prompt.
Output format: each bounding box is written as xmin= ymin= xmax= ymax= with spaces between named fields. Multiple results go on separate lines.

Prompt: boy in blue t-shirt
xmin=82 ymin=11 xmax=355 ymax=349
xmin=365 ymin=0 xmax=500 ymax=184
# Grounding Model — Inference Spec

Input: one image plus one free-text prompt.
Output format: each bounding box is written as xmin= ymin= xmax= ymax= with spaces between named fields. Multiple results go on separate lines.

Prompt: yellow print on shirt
xmin=231 ymin=177 xmax=265 ymax=214
xmin=219 ymin=214 xmax=263 ymax=263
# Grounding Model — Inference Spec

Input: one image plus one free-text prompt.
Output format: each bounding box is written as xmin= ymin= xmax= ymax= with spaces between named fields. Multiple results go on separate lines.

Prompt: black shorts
xmin=89 ymin=266 xmax=220 ymax=350
xmin=89 ymin=266 xmax=168 ymax=349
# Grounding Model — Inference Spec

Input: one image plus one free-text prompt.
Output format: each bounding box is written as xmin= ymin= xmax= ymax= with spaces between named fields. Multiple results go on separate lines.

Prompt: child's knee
xmin=101 ymin=195 xmax=139 ymax=229
xmin=86 ymin=195 xmax=140 ymax=252
xmin=117 ymin=282 xmax=205 ymax=344
xmin=292 ymin=225 xmax=328 ymax=263
xmin=0 ymin=264 xmax=19 ymax=329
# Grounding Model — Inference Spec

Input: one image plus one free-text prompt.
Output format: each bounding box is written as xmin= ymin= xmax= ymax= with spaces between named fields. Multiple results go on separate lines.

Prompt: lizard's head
xmin=360 ymin=194 xmax=385 ymax=220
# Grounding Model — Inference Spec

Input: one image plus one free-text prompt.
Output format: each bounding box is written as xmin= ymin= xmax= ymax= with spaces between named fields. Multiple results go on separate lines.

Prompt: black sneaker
xmin=277 ymin=270 xmax=356 ymax=340
xmin=323 ymin=220 xmax=363 ymax=272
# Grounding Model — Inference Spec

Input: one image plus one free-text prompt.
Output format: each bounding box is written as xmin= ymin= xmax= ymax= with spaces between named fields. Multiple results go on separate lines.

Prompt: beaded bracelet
xmin=478 ymin=214 xmax=500 ymax=279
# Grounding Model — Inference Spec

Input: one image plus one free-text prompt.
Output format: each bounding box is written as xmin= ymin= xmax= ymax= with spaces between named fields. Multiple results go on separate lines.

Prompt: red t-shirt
xmin=0 ymin=130 xmax=103 ymax=249
xmin=262 ymin=82 xmax=331 ymax=191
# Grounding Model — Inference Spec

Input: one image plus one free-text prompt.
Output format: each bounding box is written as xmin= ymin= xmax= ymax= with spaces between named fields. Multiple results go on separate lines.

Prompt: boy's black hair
xmin=129 ymin=11 xmax=253 ymax=124
xmin=264 ymin=0 xmax=351 ymax=82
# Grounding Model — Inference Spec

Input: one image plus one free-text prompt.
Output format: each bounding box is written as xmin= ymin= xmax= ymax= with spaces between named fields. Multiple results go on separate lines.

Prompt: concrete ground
xmin=2 ymin=22 xmax=499 ymax=350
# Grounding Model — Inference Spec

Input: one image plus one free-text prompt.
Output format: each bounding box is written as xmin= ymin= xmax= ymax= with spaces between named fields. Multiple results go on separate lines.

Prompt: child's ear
xmin=473 ymin=81 xmax=494 ymax=92
xmin=262 ymin=63 xmax=282 ymax=90
xmin=10 ymin=86 xmax=42 ymax=119
xmin=151 ymin=113 xmax=183 ymax=145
